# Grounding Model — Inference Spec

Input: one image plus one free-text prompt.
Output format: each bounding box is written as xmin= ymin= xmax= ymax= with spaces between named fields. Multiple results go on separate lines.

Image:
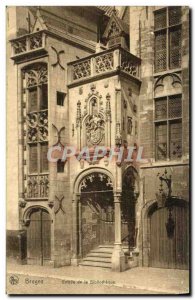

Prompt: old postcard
xmin=6 ymin=5 xmax=190 ymax=295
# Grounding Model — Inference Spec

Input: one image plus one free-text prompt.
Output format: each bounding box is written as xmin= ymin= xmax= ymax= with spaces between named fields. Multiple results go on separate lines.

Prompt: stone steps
xmin=83 ymin=256 xmax=112 ymax=263
xmin=79 ymin=260 xmax=112 ymax=268
xmin=79 ymin=245 xmax=113 ymax=269
xmin=86 ymin=252 xmax=112 ymax=258
xmin=79 ymin=245 xmax=139 ymax=269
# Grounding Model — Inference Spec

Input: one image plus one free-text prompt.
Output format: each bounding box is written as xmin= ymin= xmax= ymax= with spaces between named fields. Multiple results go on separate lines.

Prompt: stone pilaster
xmin=112 ymin=192 xmax=127 ymax=272
xmin=71 ymin=193 xmax=81 ymax=266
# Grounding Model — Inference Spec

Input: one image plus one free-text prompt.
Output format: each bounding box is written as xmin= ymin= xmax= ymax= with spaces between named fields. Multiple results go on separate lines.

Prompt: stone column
xmin=71 ymin=193 xmax=77 ymax=265
xmin=18 ymin=69 xmax=25 ymax=224
xmin=111 ymin=192 xmax=126 ymax=272
xmin=71 ymin=193 xmax=81 ymax=266
xmin=78 ymin=197 xmax=82 ymax=257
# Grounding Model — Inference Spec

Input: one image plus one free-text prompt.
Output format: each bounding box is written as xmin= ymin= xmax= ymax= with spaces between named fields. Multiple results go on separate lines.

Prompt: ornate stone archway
xmin=71 ymin=167 xmax=128 ymax=271
xmin=80 ymin=172 xmax=114 ymax=256
xmin=71 ymin=168 xmax=115 ymax=264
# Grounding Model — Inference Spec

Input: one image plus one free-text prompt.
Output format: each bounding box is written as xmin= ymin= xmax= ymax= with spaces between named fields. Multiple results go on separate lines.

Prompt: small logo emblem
xmin=9 ymin=275 xmax=19 ymax=285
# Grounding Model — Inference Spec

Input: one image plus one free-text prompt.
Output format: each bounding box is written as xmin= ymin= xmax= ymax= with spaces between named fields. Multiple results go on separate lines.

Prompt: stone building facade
xmin=7 ymin=6 xmax=189 ymax=271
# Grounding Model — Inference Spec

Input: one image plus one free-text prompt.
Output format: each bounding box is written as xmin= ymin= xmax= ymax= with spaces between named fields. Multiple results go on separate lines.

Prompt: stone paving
xmin=6 ymin=262 xmax=189 ymax=295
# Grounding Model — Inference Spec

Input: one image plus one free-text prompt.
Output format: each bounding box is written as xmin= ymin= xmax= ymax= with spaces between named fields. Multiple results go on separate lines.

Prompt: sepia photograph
xmin=6 ymin=5 xmax=190 ymax=295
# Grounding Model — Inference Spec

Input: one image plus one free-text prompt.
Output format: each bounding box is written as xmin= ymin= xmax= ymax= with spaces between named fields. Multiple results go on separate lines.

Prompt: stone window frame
xmin=154 ymin=7 xmax=182 ymax=73
xmin=154 ymin=93 xmax=182 ymax=161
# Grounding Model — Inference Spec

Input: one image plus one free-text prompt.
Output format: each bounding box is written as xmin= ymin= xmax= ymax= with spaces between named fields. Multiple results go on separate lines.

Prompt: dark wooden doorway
xmin=150 ymin=202 xmax=189 ymax=269
xmin=27 ymin=208 xmax=51 ymax=265
xmin=122 ymin=167 xmax=138 ymax=249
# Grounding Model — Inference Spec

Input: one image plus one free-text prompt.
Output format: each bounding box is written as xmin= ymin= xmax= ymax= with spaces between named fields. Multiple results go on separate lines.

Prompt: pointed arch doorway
xmin=79 ymin=172 xmax=115 ymax=257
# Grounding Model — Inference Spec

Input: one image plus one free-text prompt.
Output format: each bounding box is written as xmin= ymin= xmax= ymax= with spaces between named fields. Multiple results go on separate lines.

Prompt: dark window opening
xmin=29 ymin=144 xmax=38 ymax=173
xmin=40 ymin=84 xmax=48 ymax=110
xmin=57 ymin=92 xmax=65 ymax=106
xmin=40 ymin=143 xmax=49 ymax=173
xmin=28 ymin=87 xmax=38 ymax=112
xmin=57 ymin=159 xmax=65 ymax=173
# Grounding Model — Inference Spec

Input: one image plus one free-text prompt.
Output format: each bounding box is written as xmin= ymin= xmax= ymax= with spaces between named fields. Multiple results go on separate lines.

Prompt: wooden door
xmin=150 ymin=204 xmax=189 ymax=269
xmin=27 ymin=208 xmax=51 ymax=265
xmin=99 ymin=206 xmax=115 ymax=245
xmin=99 ymin=221 xmax=115 ymax=245
xmin=81 ymin=199 xmax=115 ymax=257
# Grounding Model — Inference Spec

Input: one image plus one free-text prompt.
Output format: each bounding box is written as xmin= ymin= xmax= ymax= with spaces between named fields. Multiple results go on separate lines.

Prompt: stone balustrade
xmin=68 ymin=46 xmax=141 ymax=84
xmin=11 ymin=31 xmax=46 ymax=57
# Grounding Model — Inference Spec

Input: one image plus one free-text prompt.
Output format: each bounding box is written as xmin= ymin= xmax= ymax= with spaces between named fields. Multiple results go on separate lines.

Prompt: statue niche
xmin=84 ymin=97 xmax=105 ymax=146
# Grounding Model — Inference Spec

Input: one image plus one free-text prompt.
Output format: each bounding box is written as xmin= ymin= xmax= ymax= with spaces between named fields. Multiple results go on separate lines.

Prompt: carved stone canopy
xmin=102 ymin=12 xmax=129 ymax=49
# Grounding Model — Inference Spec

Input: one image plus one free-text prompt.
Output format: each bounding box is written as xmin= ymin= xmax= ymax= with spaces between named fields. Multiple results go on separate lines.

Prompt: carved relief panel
xmin=85 ymin=98 xmax=105 ymax=146
xmin=75 ymin=84 xmax=112 ymax=149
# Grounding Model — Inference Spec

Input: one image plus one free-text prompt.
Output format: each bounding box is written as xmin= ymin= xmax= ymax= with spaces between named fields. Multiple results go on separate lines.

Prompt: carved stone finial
xmin=127 ymin=116 xmax=133 ymax=135
xmin=112 ymin=6 xmax=117 ymax=15
xmin=90 ymin=83 xmax=96 ymax=92
xmin=106 ymin=93 xmax=111 ymax=100
xmin=104 ymin=81 xmax=109 ymax=88
xmin=76 ymin=100 xmax=81 ymax=127
xmin=79 ymin=87 xmax=83 ymax=95
xmin=106 ymin=94 xmax=111 ymax=121
xmin=48 ymin=200 xmax=54 ymax=208
xmin=80 ymin=159 xmax=84 ymax=169
xmin=115 ymin=122 xmax=122 ymax=147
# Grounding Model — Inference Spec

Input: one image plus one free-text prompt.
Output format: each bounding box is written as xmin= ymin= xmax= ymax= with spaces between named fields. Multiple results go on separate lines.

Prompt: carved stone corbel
xmin=19 ymin=199 xmax=27 ymax=208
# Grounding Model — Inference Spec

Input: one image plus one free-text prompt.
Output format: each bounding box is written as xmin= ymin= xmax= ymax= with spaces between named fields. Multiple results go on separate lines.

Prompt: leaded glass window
xmin=169 ymin=7 xmax=182 ymax=26
xmin=169 ymin=121 xmax=182 ymax=159
xmin=156 ymin=123 xmax=167 ymax=160
xmin=169 ymin=27 xmax=182 ymax=69
xmin=155 ymin=94 xmax=182 ymax=160
xmin=155 ymin=97 xmax=167 ymax=120
xmin=168 ymin=95 xmax=182 ymax=118
xmin=154 ymin=8 xmax=167 ymax=30
xmin=155 ymin=30 xmax=167 ymax=72
xmin=154 ymin=7 xmax=182 ymax=72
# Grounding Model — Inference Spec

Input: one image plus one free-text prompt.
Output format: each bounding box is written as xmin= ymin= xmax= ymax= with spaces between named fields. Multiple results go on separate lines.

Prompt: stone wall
xmin=128 ymin=6 xmax=190 ymax=267
xmin=44 ymin=35 xmax=94 ymax=267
